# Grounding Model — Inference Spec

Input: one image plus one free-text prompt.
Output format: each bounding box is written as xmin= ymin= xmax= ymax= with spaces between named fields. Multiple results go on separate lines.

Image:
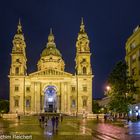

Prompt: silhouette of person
xmin=51 ymin=116 xmax=55 ymax=131
xmin=56 ymin=116 xmax=59 ymax=129
xmin=18 ymin=115 xmax=20 ymax=121
xmin=96 ymin=115 xmax=99 ymax=121
xmin=60 ymin=114 xmax=63 ymax=122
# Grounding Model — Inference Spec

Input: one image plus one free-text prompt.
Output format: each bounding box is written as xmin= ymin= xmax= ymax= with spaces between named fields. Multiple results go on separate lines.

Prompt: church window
xmin=130 ymin=42 xmax=136 ymax=50
xmin=83 ymin=99 xmax=87 ymax=107
xmin=15 ymin=67 xmax=19 ymax=74
xmin=15 ymin=85 xmax=19 ymax=92
xmin=26 ymin=87 xmax=30 ymax=92
xmin=15 ymin=99 xmax=19 ymax=107
xmin=71 ymin=100 xmax=76 ymax=108
xmin=83 ymin=67 xmax=87 ymax=74
xmin=83 ymin=58 xmax=86 ymax=62
xmin=26 ymin=99 xmax=30 ymax=107
xmin=16 ymin=59 xmax=20 ymax=62
xmin=71 ymin=86 xmax=76 ymax=92
xmin=131 ymin=67 xmax=136 ymax=76
xmin=83 ymin=86 xmax=87 ymax=92
xmin=131 ymin=54 xmax=136 ymax=63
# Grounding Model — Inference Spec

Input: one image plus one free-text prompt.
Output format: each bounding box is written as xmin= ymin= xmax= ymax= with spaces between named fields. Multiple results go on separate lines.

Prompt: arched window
xmin=15 ymin=67 xmax=19 ymax=74
xmin=15 ymin=99 xmax=19 ymax=107
xmin=71 ymin=100 xmax=76 ymax=108
xmin=26 ymin=99 xmax=30 ymax=107
xmin=83 ymin=99 xmax=87 ymax=107
xmin=83 ymin=67 xmax=87 ymax=74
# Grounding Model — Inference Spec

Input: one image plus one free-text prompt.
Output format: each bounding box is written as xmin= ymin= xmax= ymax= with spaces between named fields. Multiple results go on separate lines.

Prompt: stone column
xmin=57 ymin=95 xmax=60 ymax=113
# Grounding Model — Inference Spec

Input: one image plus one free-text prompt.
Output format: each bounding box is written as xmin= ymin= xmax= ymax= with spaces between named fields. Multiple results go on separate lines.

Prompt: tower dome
xmin=38 ymin=29 xmax=65 ymax=71
xmin=41 ymin=29 xmax=62 ymax=57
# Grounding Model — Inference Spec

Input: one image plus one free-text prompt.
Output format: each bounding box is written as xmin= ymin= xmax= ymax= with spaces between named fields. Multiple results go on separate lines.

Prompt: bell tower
xmin=9 ymin=19 xmax=27 ymax=114
xmin=10 ymin=19 xmax=27 ymax=76
xmin=75 ymin=18 xmax=93 ymax=115
xmin=75 ymin=18 xmax=92 ymax=75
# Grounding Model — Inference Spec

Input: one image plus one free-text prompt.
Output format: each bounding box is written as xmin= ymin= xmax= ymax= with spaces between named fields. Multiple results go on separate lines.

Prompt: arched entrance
xmin=44 ymin=86 xmax=57 ymax=112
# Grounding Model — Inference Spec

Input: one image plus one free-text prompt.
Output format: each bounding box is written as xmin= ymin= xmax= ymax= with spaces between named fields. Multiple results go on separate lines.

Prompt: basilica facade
xmin=9 ymin=19 xmax=93 ymax=115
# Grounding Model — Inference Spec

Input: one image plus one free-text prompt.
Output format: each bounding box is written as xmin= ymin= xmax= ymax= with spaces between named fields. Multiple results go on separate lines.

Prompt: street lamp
xmin=104 ymin=85 xmax=111 ymax=96
xmin=106 ymin=86 xmax=111 ymax=91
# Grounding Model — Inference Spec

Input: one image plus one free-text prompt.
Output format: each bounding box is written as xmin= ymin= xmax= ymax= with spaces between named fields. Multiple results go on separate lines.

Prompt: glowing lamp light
xmin=48 ymin=97 xmax=53 ymax=102
xmin=136 ymin=112 xmax=138 ymax=116
xmin=129 ymin=110 xmax=132 ymax=114
xmin=106 ymin=86 xmax=111 ymax=91
xmin=135 ymin=106 xmax=138 ymax=110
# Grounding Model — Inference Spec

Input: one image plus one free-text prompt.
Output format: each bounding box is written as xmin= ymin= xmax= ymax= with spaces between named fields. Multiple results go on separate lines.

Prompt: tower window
xmin=15 ymin=85 xmax=19 ymax=92
xmin=16 ymin=59 xmax=20 ymax=62
xmin=131 ymin=54 xmax=136 ymax=63
xmin=71 ymin=86 xmax=76 ymax=92
xmin=83 ymin=86 xmax=87 ymax=92
xmin=26 ymin=87 xmax=30 ymax=92
xmin=83 ymin=67 xmax=87 ymax=74
xmin=83 ymin=59 xmax=86 ymax=62
xmin=83 ymin=99 xmax=87 ymax=107
xmin=131 ymin=68 xmax=136 ymax=76
xmin=15 ymin=99 xmax=19 ymax=107
xmin=130 ymin=42 xmax=136 ymax=50
xmin=15 ymin=67 xmax=19 ymax=74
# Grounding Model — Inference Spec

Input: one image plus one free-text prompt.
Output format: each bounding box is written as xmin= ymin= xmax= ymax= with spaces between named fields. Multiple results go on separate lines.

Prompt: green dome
xmin=41 ymin=45 xmax=62 ymax=57
xmin=41 ymin=29 xmax=62 ymax=57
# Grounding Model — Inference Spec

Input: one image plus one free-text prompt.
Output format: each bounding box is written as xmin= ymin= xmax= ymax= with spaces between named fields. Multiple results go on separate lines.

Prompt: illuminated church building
xmin=9 ymin=19 xmax=93 ymax=115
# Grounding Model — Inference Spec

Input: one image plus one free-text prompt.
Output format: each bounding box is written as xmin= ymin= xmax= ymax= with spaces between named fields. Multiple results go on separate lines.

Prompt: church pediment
xmin=29 ymin=68 xmax=72 ymax=77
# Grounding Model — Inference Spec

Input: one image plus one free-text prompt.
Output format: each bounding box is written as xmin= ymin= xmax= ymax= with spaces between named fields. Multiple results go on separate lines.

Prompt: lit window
xmin=15 ymin=99 xmax=19 ymax=107
xmin=131 ymin=54 xmax=136 ymax=63
xmin=135 ymin=106 xmax=138 ymax=110
xmin=130 ymin=42 xmax=136 ymax=50
xmin=48 ymin=97 xmax=53 ymax=102
xmin=15 ymin=85 xmax=19 ymax=92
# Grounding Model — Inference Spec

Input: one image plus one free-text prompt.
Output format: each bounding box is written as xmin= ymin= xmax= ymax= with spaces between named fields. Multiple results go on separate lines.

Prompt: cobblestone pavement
xmin=0 ymin=116 xmax=140 ymax=140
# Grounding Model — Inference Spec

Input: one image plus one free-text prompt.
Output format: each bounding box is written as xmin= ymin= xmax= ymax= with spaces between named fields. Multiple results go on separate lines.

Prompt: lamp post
xmin=106 ymin=86 xmax=111 ymax=91
xmin=104 ymin=85 xmax=111 ymax=96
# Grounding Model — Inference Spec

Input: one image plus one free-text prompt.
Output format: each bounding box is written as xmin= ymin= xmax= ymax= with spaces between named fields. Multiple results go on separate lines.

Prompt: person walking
xmin=44 ymin=116 xmax=48 ymax=127
xmin=60 ymin=114 xmax=63 ymax=122
xmin=17 ymin=115 xmax=20 ymax=121
xmin=55 ymin=116 xmax=59 ymax=130
xmin=51 ymin=116 xmax=55 ymax=131
xmin=96 ymin=114 xmax=99 ymax=121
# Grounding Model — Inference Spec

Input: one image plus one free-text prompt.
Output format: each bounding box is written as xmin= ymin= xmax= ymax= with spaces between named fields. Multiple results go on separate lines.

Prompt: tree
xmin=107 ymin=61 xmax=138 ymax=114
xmin=92 ymin=100 xmax=101 ymax=114
xmin=0 ymin=99 xmax=9 ymax=113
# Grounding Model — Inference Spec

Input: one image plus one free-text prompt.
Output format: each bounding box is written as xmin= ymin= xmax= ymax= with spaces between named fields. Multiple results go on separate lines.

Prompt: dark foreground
xmin=0 ymin=116 xmax=140 ymax=140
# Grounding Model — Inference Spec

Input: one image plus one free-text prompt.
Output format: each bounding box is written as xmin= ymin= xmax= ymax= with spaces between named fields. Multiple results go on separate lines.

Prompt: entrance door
xmin=44 ymin=86 xmax=57 ymax=112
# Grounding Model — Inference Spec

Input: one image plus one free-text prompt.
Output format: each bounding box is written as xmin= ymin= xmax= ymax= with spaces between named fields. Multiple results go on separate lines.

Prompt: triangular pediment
xmin=29 ymin=68 xmax=72 ymax=77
